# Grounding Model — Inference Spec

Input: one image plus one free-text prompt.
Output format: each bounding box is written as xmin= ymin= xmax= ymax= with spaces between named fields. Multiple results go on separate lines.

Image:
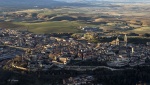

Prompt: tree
xmin=71 ymin=33 xmax=82 ymax=39
xmin=128 ymin=33 xmax=139 ymax=36
xmin=84 ymin=32 xmax=99 ymax=42
xmin=28 ymin=13 xmax=38 ymax=19
xmin=143 ymin=33 xmax=150 ymax=37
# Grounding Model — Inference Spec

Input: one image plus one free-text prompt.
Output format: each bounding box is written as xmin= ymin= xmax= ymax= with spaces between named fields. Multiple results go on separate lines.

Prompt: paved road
xmin=12 ymin=63 xmax=28 ymax=71
xmin=7 ymin=45 xmax=28 ymax=51
xmin=64 ymin=66 xmax=123 ymax=71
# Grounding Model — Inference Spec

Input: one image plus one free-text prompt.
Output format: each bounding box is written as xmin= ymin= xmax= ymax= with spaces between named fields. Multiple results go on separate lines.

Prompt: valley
xmin=0 ymin=3 xmax=149 ymax=34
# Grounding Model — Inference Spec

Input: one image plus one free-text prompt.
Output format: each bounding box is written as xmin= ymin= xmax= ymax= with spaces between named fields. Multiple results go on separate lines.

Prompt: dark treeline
xmin=99 ymin=37 xmax=150 ymax=44
xmin=93 ymin=66 xmax=150 ymax=85
xmin=1 ymin=66 xmax=150 ymax=85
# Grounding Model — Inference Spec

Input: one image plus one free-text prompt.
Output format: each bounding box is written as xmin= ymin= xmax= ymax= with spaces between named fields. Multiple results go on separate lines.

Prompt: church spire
xmin=116 ymin=37 xmax=119 ymax=45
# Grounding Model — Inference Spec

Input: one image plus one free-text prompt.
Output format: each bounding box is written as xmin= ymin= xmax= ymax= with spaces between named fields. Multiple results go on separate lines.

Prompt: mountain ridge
xmin=0 ymin=0 xmax=90 ymax=8
xmin=55 ymin=0 xmax=150 ymax=3
xmin=0 ymin=0 xmax=149 ymax=8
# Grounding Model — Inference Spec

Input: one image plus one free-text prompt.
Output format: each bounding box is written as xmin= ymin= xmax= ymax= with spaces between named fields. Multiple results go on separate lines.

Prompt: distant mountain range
xmin=56 ymin=0 xmax=150 ymax=2
xmin=0 ymin=0 xmax=149 ymax=8
xmin=0 ymin=0 xmax=90 ymax=8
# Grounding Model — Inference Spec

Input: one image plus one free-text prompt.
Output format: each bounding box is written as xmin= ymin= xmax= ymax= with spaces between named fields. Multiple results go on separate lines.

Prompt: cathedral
xmin=111 ymin=34 xmax=128 ymax=46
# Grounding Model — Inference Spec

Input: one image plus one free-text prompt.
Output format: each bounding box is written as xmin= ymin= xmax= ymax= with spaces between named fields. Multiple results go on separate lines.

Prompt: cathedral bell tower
xmin=124 ymin=34 xmax=127 ymax=46
xmin=116 ymin=37 xmax=119 ymax=45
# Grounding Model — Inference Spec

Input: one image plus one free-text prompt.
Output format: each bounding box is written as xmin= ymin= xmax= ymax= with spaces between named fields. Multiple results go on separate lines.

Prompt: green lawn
xmin=13 ymin=21 xmax=93 ymax=33
xmin=129 ymin=27 xmax=150 ymax=34
xmin=1 ymin=21 xmax=149 ymax=34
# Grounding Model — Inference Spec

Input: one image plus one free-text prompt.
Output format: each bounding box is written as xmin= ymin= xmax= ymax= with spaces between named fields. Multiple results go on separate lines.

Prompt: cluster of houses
xmin=107 ymin=35 xmax=150 ymax=67
xmin=0 ymin=28 xmax=150 ymax=71
xmin=0 ymin=46 xmax=24 ymax=61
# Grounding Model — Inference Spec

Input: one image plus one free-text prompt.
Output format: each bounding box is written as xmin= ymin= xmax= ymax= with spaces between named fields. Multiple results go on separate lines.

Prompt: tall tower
xmin=131 ymin=47 xmax=134 ymax=54
xmin=116 ymin=37 xmax=119 ymax=45
xmin=124 ymin=34 xmax=127 ymax=46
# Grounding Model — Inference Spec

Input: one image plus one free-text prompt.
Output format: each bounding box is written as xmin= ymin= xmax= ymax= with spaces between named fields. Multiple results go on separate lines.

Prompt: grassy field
xmin=0 ymin=21 xmax=98 ymax=33
xmin=0 ymin=22 xmax=24 ymax=29
xmin=1 ymin=21 xmax=149 ymax=34
xmin=129 ymin=27 xmax=150 ymax=34
xmin=13 ymin=21 xmax=96 ymax=33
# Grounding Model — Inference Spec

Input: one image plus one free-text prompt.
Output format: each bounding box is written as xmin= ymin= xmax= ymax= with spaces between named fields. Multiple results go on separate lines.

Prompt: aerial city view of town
xmin=0 ymin=0 xmax=150 ymax=85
